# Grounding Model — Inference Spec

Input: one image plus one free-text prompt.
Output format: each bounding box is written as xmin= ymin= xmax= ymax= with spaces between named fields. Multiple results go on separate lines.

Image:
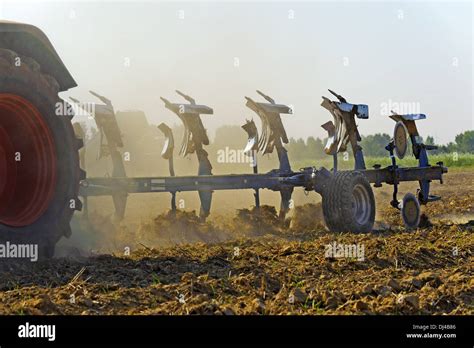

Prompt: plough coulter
xmin=75 ymin=89 xmax=447 ymax=233
xmin=0 ymin=21 xmax=447 ymax=258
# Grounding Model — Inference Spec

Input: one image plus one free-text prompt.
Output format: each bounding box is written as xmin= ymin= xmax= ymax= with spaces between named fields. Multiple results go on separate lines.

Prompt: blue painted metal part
xmin=389 ymin=113 xmax=426 ymax=124
xmin=197 ymin=148 xmax=213 ymax=218
xmin=354 ymin=149 xmax=366 ymax=170
xmin=337 ymin=102 xmax=369 ymax=119
xmin=398 ymin=114 xmax=426 ymax=121
xmin=80 ymin=165 xmax=446 ymax=197
xmin=276 ymin=144 xmax=291 ymax=173
xmin=410 ymin=134 xmax=431 ymax=203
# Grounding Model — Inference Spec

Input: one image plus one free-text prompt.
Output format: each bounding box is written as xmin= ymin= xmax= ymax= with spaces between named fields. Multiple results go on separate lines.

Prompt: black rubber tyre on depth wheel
xmin=0 ymin=49 xmax=82 ymax=259
xmin=322 ymin=171 xmax=375 ymax=233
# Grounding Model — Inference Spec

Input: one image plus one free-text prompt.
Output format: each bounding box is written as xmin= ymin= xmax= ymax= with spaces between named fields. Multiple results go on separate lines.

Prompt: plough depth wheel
xmin=401 ymin=192 xmax=421 ymax=230
xmin=322 ymin=171 xmax=375 ymax=233
xmin=0 ymin=49 xmax=82 ymax=259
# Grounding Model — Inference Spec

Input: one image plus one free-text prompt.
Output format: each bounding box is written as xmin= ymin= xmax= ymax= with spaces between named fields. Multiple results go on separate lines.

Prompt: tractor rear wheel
xmin=0 ymin=49 xmax=82 ymax=259
xmin=322 ymin=171 xmax=375 ymax=233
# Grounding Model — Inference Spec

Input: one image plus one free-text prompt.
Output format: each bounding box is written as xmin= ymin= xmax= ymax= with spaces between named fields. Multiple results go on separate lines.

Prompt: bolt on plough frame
xmin=75 ymin=89 xmax=447 ymax=232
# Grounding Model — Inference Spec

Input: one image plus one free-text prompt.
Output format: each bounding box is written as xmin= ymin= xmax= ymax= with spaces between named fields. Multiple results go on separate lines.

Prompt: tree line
xmin=285 ymin=130 xmax=474 ymax=160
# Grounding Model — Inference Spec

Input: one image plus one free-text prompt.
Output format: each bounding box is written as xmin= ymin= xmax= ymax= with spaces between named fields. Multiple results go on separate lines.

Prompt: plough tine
xmin=157 ymin=123 xmax=175 ymax=162
xmin=260 ymin=116 xmax=272 ymax=154
xmin=321 ymin=120 xmax=338 ymax=172
xmin=279 ymin=187 xmax=293 ymax=221
xmin=242 ymin=119 xmax=258 ymax=156
xmin=321 ymin=120 xmax=336 ymax=155
xmin=158 ymin=122 xmax=177 ymax=212
xmin=245 ymin=92 xmax=292 ymax=171
xmin=245 ymin=96 xmax=272 ymax=154
xmin=112 ymin=193 xmax=127 ymax=221
xmin=72 ymin=121 xmax=88 ymax=218
xmin=321 ymin=91 xmax=368 ymax=170
xmin=160 ymin=93 xmax=214 ymax=220
xmin=242 ymin=119 xmax=260 ymax=209
xmin=85 ymin=92 xmax=127 ymax=220
xmin=245 ymin=91 xmax=294 ymax=214
xmin=198 ymin=190 xmax=212 ymax=220
xmin=197 ymin=148 xmax=213 ymax=219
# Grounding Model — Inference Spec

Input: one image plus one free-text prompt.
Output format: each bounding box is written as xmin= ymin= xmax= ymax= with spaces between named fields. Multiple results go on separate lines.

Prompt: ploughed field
xmin=0 ymin=171 xmax=472 ymax=315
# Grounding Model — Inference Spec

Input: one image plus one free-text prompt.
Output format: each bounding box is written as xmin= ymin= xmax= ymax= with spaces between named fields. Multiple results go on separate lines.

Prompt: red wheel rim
xmin=0 ymin=94 xmax=57 ymax=227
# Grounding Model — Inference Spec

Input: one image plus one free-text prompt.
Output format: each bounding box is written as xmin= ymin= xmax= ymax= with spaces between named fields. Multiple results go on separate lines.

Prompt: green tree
xmin=305 ymin=136 xmax=325 ymax=159
xmin=425 ymin=135 xmax=435 ymax=146
xmin=360 ymin=133 xmax=391 ymax=157
xmin=214 ymin=125 xmax=247 ymax=149
xmin=454 ymin=130 xmax=474 ymax=153
xmin=287 ymin=137 xmax=307 ymax=161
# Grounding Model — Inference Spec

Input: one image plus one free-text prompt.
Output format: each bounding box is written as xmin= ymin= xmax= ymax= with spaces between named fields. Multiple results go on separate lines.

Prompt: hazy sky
xmin=2 ymin=0 xmax=472 ymax=144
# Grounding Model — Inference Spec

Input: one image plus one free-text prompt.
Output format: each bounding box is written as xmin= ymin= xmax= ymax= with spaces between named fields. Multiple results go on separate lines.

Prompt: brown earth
xmin=0 ymin=171 xmax=472 ymax=315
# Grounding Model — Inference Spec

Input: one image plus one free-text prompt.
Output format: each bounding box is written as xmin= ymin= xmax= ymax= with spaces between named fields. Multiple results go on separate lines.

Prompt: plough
xmin=0 ymin=21 xmax=447 ymax=259
xmin=74 ymin=89 xmax=447 ymax=232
